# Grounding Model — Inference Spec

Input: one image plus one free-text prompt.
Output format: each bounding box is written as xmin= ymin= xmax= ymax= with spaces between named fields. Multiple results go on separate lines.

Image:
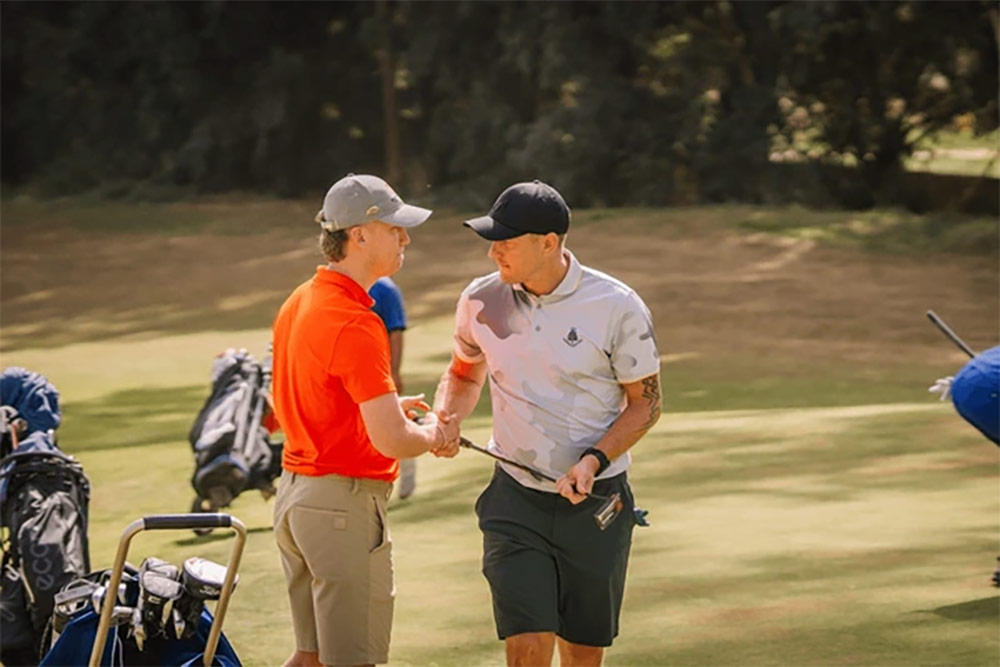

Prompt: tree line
xmin=2 ymin=1 xmax=996 ymax=209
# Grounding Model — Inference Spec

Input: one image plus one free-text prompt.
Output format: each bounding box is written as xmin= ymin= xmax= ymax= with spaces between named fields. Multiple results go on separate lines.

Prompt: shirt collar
xmin=313 ymin=266 xmax=375 ymax=308
xmin=513 ymin=250 xmax=583 ymax=303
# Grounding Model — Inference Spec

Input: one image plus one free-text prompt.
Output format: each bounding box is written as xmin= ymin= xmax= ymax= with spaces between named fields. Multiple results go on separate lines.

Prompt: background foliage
xmin=2 ymin=1 xmax=997 ymax=209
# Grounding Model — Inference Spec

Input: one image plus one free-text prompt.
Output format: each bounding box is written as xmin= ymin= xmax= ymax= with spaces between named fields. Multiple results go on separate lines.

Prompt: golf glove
xmin=928 ymin=376 xmax=954 ymax=402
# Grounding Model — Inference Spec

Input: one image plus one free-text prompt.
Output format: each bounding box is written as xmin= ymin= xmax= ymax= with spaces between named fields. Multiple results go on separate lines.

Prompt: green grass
xmin=5 ymin=325 xmax=998 ymax=667
xmin=906 ymin=129 xmax=999 ymax=178
xmin=735 ymin=205 xmax=999 ymax=256
xmin=774 ymin=128 xmax=1000 ymax=178
xmin=1 ymin=199 xmax=998 ymax=666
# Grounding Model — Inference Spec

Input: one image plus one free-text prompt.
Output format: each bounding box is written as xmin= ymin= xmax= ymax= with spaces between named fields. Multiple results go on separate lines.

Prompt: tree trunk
xmin=375 ymin=0 xmax=401 ymax=187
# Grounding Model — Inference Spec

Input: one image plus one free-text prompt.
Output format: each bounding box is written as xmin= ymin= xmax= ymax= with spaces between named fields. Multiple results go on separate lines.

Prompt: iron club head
xmin=591 ymin=492 xmax=623 ymax=531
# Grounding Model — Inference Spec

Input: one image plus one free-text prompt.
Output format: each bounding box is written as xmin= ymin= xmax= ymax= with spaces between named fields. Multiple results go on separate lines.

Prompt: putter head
xmin=592 ymin=492 xmax=623 ymax=531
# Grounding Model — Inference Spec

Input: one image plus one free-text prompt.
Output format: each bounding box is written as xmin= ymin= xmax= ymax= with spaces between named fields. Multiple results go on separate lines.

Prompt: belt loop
xmin=351 ymin=478 xmax=359 ymax=495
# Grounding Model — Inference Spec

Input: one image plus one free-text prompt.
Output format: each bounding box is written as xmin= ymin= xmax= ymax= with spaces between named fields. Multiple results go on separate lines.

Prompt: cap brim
xmin=463 ymin=215 xmax=525 ymax=241
xmin=382 ymin=203 xmax=432 ymax=228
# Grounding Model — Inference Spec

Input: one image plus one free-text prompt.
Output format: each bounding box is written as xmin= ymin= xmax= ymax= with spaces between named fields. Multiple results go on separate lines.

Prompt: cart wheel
xmin=191 ymin=496 xmax=217 ymax=536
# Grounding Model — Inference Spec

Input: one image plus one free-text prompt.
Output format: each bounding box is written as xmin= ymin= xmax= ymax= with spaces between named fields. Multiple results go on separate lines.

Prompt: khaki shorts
xmin=273 ymin=470 xmax=395 ymax=665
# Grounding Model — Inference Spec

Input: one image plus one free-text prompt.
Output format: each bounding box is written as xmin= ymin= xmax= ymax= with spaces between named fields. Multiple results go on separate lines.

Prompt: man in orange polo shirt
xmin=271 ymin=174 xmax=460 ymax=667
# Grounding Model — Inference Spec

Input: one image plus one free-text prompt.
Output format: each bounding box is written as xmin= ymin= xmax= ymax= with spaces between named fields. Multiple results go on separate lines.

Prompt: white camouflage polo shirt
xmin=453 ymin=250 xmax=660 ymax=492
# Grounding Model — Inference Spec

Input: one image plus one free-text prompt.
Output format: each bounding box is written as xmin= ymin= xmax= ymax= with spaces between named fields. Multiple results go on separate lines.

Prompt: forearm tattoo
xmin=638 ymin=375 xmax=661 ymax=432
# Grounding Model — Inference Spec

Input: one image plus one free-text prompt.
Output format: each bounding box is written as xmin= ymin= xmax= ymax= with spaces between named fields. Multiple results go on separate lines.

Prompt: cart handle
xmin=143 ymin=513 xmax=233 ymax=530
xmin=89 ymin=514 xmax=247 ymax=667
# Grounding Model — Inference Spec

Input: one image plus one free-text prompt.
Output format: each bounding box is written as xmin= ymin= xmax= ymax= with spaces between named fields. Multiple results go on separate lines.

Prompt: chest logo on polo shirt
xmin=563 ymin=327 xmax=582 ymax=347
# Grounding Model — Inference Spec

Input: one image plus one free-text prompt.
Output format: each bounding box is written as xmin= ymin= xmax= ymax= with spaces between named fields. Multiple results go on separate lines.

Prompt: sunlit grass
xmin=735 ymin=205 xmax=998 ymax=255
xmin=2 ymin=198 xmax=997 ymax=665
xmin=5 ymin=323 xmax=997 ymax=666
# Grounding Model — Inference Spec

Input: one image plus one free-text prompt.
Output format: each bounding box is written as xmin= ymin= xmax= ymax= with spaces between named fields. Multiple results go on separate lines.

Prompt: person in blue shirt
xmin=369 ymin=277 xmax=418 ymax=499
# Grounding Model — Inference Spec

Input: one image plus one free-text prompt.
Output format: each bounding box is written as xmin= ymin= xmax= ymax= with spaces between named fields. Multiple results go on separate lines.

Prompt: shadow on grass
xmin=173 ymin=532 xmax=233 ymax=547
xmin=60 ymin=385 xmax=205 ymax=452
xmin=0 ymin=301 xmax=287 ymax=353
xmin=388 ymin=468 xmax=493 ymax=525
xmin=172 ymin=524 xmax=273 ymax=547
xmin=925 ymin=596 xmax=999 ymax=622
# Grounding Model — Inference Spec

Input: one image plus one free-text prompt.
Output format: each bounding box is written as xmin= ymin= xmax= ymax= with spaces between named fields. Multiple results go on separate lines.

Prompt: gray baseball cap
xmin=317 ymin=174 xmax=432 ymax=231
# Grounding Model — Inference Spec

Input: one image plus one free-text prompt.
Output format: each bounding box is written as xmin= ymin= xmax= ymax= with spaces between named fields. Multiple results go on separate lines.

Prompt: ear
xmin=542 ymin=232 xmax=561 ymax=255
xmin=350 ymin=226 xmax=367 ymax=246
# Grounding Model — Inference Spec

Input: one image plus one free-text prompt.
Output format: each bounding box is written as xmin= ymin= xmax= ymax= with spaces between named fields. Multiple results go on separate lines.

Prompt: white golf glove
xmin=928 ymin=376 xmax=954 ymax=402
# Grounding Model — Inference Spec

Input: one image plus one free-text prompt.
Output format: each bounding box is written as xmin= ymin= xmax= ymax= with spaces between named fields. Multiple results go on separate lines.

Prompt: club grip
xmin=142 ymin=514 xmax=232 ymax=530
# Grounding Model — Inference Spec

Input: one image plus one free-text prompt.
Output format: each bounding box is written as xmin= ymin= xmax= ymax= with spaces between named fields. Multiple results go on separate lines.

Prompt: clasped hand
xmin=398 ymin=394 xmax=461 ymax=458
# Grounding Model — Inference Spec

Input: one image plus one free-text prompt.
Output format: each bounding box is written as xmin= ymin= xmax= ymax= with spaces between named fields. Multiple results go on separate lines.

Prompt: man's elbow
xmin=369 ymin=435 xmax=397 ymax=459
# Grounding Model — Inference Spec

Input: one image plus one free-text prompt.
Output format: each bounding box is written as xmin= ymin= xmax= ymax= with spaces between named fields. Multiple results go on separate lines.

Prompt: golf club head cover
xmin=137 ymin=558 xmax=183 ymax=645
xmin=173 ymin=557 xmax=238 ymax=639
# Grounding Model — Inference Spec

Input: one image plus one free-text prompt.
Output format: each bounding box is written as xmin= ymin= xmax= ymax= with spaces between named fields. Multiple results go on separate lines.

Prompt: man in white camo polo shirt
xmin=433 ymin=180 xmax=661 ymax=666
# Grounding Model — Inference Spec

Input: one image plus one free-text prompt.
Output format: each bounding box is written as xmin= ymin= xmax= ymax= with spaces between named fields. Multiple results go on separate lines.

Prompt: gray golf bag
xmin=188 ymin=348 xmax=282 ymax=528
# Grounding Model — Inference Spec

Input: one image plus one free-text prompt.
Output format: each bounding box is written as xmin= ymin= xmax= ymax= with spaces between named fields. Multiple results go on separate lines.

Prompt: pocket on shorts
xmin=474 ymin=469 xmax=498 ymax=521
xmin=293 ymin=505 xmax=348 ymax=531
xmin=368 ymin=533 xmax=395 ymax=663
xmin=369 ymin=501 xmax=395 ymax=602
xmin=369 ymin=496 xmax=390 ymax=552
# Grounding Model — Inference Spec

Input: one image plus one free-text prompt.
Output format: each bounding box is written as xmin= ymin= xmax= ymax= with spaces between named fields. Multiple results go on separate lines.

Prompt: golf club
xmin=926 ymin=310 xmax=976 ymax=358
xmin=458 ymin=437 xmax=624 ymax=530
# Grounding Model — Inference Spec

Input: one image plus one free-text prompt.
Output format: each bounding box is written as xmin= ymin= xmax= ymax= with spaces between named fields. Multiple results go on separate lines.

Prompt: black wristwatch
xmin=580 ymin=447 xmax=610 ymax=476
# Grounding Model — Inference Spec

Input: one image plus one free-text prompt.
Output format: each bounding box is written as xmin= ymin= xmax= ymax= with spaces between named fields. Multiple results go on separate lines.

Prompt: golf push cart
xmin=41 ymin=513 xmax=246 ymax=666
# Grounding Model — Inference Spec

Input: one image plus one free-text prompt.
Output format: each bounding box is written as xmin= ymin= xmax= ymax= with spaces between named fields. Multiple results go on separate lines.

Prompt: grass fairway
xmin=1 ymin=198 xmax=997 ymax=665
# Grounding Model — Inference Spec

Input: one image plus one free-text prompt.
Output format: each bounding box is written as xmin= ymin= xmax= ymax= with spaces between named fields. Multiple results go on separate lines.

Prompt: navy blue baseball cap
xmin=464 ymin=180 xmax=571 ymax=241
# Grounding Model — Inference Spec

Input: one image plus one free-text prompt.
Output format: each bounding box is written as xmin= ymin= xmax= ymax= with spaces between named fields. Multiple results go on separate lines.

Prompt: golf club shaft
xmin=458 ymin=437 xmax=610 ymax=500
xmin=926 ymin=310 xmax=976 ymax=358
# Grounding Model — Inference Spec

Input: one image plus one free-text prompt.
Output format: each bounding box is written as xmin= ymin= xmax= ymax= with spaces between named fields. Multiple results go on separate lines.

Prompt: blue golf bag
xmin=41 ymin=513 xmax=246 ymax=666
xmin=41 ymin=595 xmax=240 ymax=666
xmin=1 ymin=366 xmax=62 ymax=457
xmin=950 ymin=346 xmax=1000 ymax=445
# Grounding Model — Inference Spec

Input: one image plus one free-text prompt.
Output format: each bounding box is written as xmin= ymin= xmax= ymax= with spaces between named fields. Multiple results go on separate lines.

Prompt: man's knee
xmin=557 ymin=638 xmax=604 ymax=667
xmin=505 ymin=632 xmax=556 ymax=666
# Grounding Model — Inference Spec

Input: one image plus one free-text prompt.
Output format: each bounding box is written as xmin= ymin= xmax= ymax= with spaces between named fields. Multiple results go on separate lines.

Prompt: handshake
xmin=399 ymin=394 xmax=462 ymax=458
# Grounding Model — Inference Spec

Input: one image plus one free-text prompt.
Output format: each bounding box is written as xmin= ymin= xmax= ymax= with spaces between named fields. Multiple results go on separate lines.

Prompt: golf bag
xmin=1 ymin=430 xmax=91 ymax=666
xmin=1 ymin=366 xmax=62 ymax=457
xmin=950 ymin=346 xmax=1000 ymax=446
xmin=188 ymin=348 xmax=282 ymax=517
xmin=41 ymin=556 xmax=240 ymax=666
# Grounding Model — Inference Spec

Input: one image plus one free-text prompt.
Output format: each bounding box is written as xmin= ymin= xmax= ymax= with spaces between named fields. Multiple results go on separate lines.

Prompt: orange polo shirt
xmin=271 ymin=267 xmax=398 ymax=480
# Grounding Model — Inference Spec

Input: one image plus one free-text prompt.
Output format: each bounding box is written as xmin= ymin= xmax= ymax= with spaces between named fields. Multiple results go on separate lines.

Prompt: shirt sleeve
xmin=373 ymin=281 xmax=407 ymax=332
xmin=331 ymin=314 xmax=397 ymax=403
xmin=610 ymin=290 xmax=660 ymax=384
xmin=453 ymin=286 xmax=485 ymax=363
